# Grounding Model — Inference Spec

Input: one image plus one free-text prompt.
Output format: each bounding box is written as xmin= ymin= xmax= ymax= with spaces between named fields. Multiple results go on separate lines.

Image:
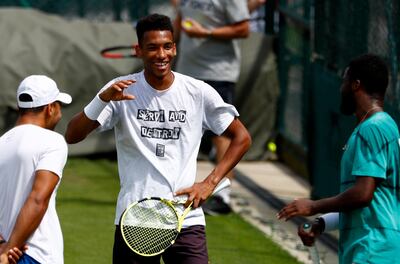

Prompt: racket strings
xmin=121 ymin=199 xmax=180 ymax=256
xmin=123 ymin=225 xmax=178 ymax=255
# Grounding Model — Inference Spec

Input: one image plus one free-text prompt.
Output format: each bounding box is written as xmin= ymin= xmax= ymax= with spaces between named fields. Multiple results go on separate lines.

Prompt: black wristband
xmin=0 ymin=239 xmax=6 ymax=244
xmin=314 ymin=217 xmax=326 ymax=233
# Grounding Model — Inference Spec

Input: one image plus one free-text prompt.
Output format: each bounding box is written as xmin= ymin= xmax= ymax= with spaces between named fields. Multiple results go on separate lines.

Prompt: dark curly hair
xmin=347 ymin=54 xmax=389 ymax=99
xmin=136 ymin=13 xmax=174 ymax=46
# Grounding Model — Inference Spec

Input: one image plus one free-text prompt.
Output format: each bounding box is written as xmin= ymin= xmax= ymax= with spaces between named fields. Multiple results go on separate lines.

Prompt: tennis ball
xmin=267 ymin=142 xmax=277 ymax=153
xmin=182 ymin=20 xmax=193 ymax=29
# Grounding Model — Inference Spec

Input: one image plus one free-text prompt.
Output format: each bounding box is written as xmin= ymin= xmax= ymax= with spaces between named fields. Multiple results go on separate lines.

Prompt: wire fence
xmin=313 ymin=0 xmax=400 ymax=106
xmin=277 ymin=0 xmax=400 ymax=197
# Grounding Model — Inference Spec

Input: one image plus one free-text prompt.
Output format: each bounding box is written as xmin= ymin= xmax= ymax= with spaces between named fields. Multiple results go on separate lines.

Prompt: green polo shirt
xmin=339 ymin=112 xmax=400 ymax=263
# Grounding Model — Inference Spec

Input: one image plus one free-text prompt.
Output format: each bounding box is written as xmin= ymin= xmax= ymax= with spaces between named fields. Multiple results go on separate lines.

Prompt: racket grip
xmin=302 ymin=223 xmax=320 ymax=264
xmin=212 ymin=178 xmax=231 ymax=195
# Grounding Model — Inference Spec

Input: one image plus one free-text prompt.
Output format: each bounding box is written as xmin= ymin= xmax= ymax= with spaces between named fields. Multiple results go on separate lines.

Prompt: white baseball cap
xmin=17 ymin=75 xmax=72 ymax=108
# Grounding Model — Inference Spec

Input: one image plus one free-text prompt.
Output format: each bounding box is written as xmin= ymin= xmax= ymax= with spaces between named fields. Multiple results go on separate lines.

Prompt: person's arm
xmin=0 ymin=170 xmax=59 ymax=255
xmin=207 ymin=118 xmax=252 ymax=185
xmin=173 ymin=11 xmax=182 ymax=42
xmin=277 ymin=176 xmax=377 ymax=220
xmin=181 ymin=18 xmax=249 ymax=40
xmin=64 ymin=111 xmax=100 ymax=144
xmin=0 ymin=245 xmax=26 ymax=264
xmin=170 ymin=0 xmax=180 ymax=8
xmin=1 ymin=233 xmax=26 ymax=264
xmin=0 ymin=236 xmax=9 ymax=264
xmin=175 ymin=118 xmax=251 ymax=208
xmin=247 ymin=0 xmax=267 ymax=13
xmin=65 ymin=80 xmax=135 ymax=144
xmin=297 ymin=212 xmax=339 ymax=246
xmin=0 ymin=253 xmax=8 ymax=264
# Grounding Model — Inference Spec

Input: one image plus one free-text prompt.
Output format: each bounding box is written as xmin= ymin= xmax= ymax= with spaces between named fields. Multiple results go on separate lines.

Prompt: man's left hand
xmin=276 ymin=198 xmax=315 ymax=221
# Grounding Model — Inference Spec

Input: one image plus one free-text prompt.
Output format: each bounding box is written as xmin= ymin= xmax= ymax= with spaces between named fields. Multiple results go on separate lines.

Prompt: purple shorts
xmin=113 ymin=225 xmax=208 ymax=264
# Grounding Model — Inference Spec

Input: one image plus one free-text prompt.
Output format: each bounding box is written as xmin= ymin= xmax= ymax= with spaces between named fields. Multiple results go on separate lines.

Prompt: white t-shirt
xmin=0 ymin=124 xmax=68 ymax=264
xmin=96 ymin=71 xmax=238 ymax=227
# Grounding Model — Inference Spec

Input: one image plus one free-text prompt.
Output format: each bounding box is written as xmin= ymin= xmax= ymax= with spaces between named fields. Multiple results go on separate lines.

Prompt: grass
xmin=57 ymin=158 xmax=301 ymax=264
xmin=206 ymin=214 xmax=301 ymax=264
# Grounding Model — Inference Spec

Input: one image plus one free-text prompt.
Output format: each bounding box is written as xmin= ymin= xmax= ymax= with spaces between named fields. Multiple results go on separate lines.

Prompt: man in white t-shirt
xmin=0 ymin=75 xmax=72 ymax=264
xmin=65 ymin=14 xmax=251 ymax=264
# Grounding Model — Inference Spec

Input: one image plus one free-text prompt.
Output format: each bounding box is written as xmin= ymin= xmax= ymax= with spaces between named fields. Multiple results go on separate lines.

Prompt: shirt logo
xmin=156 ymin=144 xmax=165 ymax=157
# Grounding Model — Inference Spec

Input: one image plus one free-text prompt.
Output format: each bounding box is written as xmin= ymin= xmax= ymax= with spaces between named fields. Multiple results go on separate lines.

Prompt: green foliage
xmin=58 ymin=158 xmax=300 ymax=264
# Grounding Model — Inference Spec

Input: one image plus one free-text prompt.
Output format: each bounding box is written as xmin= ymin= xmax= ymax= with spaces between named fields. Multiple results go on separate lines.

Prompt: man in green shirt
xmin=277 ymin=54 xmax=400 ymax=263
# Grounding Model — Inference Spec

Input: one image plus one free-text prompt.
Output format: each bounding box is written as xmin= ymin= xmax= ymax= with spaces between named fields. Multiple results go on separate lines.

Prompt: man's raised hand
xmin=99 ymin=80 xmax=136 ymax=102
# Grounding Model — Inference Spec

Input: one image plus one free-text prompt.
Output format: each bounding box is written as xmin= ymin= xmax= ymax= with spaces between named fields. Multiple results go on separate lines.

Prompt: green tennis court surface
xmin=58 ymin=158 xmax=301 ymax=264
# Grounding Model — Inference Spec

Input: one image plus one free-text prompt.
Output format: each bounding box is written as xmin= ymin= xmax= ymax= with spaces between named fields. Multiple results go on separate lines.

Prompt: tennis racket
xmin=100 ymin=45 xmax=137 ymax=59
xmin=120 ymin=178 xmax=231 ymax=256
xmin=302 ymin=223 xmax=320 ymax=264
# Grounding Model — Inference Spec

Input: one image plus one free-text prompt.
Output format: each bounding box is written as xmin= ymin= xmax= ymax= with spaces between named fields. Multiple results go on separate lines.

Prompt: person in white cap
xmin=0 ymin=75 xmax=72 ymax=264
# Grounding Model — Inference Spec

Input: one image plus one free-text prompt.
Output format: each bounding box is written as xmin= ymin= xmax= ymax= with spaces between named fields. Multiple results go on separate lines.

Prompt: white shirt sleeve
xmin=36 ymin=134 xmax=68 ymax=178
xmin=202 ymin=82 xmax=239 ymax=135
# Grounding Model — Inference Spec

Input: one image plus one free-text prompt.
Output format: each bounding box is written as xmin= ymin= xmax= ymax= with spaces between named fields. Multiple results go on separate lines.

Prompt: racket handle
xmin=302 ymin=223 xmax=320 ymax=264
xmin=212 ymin=178 xmax=231 ymax=195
